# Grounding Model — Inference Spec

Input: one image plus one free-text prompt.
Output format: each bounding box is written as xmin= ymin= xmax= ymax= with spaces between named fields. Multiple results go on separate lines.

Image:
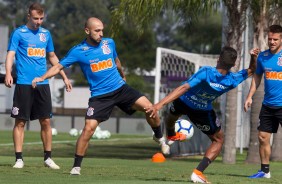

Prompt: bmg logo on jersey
xmin=265 ymin=71 xmax=282 ymax=80
xmin=90 ymin=59 xmax=113 ymax=72
xmin=27 ymin=47 xmax=46 ymax=57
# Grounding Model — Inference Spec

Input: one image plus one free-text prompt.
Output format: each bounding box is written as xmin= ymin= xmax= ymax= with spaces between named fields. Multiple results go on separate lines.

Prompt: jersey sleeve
xmin=7 ymin=30 xmax=20 ymax=51
xmin=111 ymin=39 xmax=118 ymax=59
xmin=231 ymin=69 xmax=248 ymax=88
xmin=46 ymin=31 xmax=55 ymax=53
xmin=255 ymin=52 xmax=264 ymax=75
xmin=185 ymin=67 xmax=207 ymax=88
xmin=59 ymin=47 xmax=78 ymax=68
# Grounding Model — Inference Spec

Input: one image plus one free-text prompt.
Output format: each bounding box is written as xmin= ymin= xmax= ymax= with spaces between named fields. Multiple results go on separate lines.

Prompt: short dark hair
xmin=268 ymin=25 xmax=282 ymax=34
xmin=218 ymin=46 xmax=237 ymax=69
xmin=28 ymin=2 xmax=44 ymax=15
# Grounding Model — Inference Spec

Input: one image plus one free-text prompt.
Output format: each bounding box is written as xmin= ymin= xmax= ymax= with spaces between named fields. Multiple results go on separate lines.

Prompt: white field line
xmin=0 ymin=137 xmax=151 ymax=146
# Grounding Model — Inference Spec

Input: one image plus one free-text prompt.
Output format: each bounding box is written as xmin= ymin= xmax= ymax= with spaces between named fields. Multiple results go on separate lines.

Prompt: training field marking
xmin=0 ymin=137 xmax=151 ymax=146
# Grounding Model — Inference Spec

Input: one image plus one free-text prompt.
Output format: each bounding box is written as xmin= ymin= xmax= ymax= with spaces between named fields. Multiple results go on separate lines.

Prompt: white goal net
xmin=154 ymin=47 xmax=218 ymax=156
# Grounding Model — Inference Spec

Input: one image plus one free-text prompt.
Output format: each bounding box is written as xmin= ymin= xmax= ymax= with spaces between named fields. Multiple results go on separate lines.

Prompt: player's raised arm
xmin=146 ymin=83 xmax=190 ymax=118
xmin=32 ymin=63 xmax=64 ymax=88
xmin=247 ymin=48 xmax=260 ymax=77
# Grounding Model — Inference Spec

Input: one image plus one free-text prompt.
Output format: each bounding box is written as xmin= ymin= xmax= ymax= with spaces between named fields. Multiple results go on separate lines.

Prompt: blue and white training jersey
xmin=8 ymin=25 xmax=54 ymax=85
xmin=180 ymin=66 xmax=248 ymax=110
xmin=256 ymin=49 xmax=282 ymax=107
xmin=60 ymin=38 xmax=125 ymax=97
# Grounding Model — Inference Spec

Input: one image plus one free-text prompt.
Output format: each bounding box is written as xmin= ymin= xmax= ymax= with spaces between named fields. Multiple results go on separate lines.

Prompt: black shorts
xmin=258 ymin=104 xmax=282 ymax=133
xmin=170 ymin=98 xmax=221 ymax=135
xmin=11 ymin=84 xmax=52 ymax=121
xmin=85 ymin=84 xmax=143 ymax=122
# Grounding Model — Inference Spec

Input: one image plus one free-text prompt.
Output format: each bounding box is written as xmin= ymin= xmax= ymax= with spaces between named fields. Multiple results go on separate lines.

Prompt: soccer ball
xmin=69 ymin=128 xmax=78 ymax=136
xmin=92 ymin=126 xmax=111 ymax=139
xmin=51 ymin=128 xmax=58 ymax=136
xmin=175 ymin=119 xmax=194 ymax=140
xmin=93 ymin=130 xmax=103 ymax=139
xmin=101 ymin=130 xmax=111 ymax=139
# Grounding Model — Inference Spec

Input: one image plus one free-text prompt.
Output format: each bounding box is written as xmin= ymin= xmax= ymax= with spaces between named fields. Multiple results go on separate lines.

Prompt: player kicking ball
xmin=146 ymin=46 xmax=258 ymax=183
xmin=32 ymin=17 xmax=170 ymax=175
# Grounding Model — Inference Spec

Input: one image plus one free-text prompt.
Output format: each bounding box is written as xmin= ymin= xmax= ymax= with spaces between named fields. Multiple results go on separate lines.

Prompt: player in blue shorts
xmin=5 ymin=2 xmax=72 ymax=169
xmin=146 ymin=46 xmax=258 ymax=183
xmin=32 ymin=17 xmax=170 ymax=175
xmin=244 ymin=25 xmax=282 ymax=179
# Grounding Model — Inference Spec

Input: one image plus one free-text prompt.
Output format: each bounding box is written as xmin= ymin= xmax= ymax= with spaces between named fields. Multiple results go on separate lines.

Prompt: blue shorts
xmin=170 ymin=98 xmax=221 ymax=135
xmin=85 ymin=84 xmax=143 ymax=122
xmin=258 ymin=104 xmax=282 ymax=133
xmin=11 ymin=84 xmax=52 ymax=121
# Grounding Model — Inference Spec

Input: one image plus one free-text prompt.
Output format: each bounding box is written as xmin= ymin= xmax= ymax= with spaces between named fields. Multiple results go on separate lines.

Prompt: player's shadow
xmin=51 ymin=141 xmax=161 ymax=160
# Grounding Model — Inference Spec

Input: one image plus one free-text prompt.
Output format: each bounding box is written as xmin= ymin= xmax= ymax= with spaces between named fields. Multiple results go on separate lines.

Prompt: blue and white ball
xmin=175 ymin=119 xmax=194 ymax=140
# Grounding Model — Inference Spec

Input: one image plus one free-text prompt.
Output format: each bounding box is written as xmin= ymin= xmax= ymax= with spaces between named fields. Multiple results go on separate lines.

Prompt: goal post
xmin=154 ymin=47 xmax=218 ymax=104
xmin=154 ymin=47 xmax=218 ymax=156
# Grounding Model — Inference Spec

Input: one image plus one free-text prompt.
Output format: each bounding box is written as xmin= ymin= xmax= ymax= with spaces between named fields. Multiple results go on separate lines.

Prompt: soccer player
xmin=146 ymin=46 xmax=258 ymax=183
xmin=5 ymin=2 xmax=72 ymax=169
xmin=32 ymin=17 xmax=171 ymax=175
xmin=244 ymin=24 xmax=282 ymax=179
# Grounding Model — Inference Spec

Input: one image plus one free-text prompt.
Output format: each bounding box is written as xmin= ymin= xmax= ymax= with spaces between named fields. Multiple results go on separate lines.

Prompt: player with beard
xmin=32 ymin=17 xmax=172 ymax=175
xmin=244 ymin=24 xmax=282 ymax=179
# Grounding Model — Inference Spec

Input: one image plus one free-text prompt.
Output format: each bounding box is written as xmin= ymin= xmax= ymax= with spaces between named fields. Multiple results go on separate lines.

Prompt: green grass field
xmin=0 ymin=130 xmax=281 ymax=184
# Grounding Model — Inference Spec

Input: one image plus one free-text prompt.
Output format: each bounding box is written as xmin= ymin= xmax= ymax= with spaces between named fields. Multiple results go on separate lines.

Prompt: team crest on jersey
xmin=278 ymin=57 xmax=282 ymax=66
xmin=39 ymin=33 xmax=46 ymax=42
xmin=86 ymin=107 xmax=94 ymax=116
xmin=263 ymin=52 xmax=269 ymax=56
xmin=101 ymin=45 xmax=111 ymax=54
xmin=12 ymin=107 xmax=19 ymax=115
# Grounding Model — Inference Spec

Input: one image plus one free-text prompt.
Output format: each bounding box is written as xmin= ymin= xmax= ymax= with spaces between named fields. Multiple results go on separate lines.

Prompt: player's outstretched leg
xmin=133 ymin=96 xmax=170 ymax=155
xmin=70 ymin=119 xmax=98 ymax=175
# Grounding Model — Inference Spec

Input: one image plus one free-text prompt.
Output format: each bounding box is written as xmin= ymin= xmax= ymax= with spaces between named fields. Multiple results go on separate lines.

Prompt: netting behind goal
xmin=154 ymin=47 xmax=218 ymax=156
